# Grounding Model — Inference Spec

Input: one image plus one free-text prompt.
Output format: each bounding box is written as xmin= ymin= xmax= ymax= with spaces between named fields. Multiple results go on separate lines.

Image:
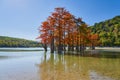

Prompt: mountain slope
xmin=90 ymin=16 xmax=120 ymax=46
xmin=0 ymin=36 xmax=42 ymax=47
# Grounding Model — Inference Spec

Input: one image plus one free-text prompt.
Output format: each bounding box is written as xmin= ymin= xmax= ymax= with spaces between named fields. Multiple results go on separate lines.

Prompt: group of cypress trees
xmin=38 ymin=8 xmax=98 ymax=53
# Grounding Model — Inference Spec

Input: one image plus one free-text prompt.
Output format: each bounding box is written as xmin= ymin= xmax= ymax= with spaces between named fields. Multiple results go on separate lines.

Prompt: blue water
xmin=0 ymin=50 xmax=50 ymax=80
xmin=0 ymin=48 xmax=119 ymax=80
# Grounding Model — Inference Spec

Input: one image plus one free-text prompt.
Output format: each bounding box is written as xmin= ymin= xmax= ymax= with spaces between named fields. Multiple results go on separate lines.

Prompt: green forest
xmin=0 ymin=36 xmax=42 ymax=47
xmin=91 ymin=16 xmax=120 ymax=47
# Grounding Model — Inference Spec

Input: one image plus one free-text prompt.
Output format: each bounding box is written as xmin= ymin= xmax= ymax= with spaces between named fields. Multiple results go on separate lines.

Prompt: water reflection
xmin=39 ymin=52 xmax=120 ymax=80
xmin=0 ymin=51 xmax=44 ymax=80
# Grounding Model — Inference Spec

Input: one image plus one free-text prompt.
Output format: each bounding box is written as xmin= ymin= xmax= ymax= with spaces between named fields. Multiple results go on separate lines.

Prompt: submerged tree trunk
xmin=76 ymin=45 xmax=79 ymax=52
xmin=71 ymin=46 xmax=74 ymax=51
xmin=58 ymin=44 xmax=63 ymax=53
xmin=68 ymin=45 xmax=71 ymax=51
xmin=42 ymin=44 xmax=47 ymax=52
xmin=50 ymin=38 xmax=54 ymax=53
xmin=79 ymin=45 xmax=82 ymax=51
xmin=91 ymin=44 xmax=95 ymax=50
xmin=76 ymin=33 xmax=79 ymax=52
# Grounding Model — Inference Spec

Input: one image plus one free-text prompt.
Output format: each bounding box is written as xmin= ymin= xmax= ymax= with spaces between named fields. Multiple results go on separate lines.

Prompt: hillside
xmin=0 ymin=36 xmax=42 ymax=47
xmin=90 ymin=16 xmax=120 ymax=46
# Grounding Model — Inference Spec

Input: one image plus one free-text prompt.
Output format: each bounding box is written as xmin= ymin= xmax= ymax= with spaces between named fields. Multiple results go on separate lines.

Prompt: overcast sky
xmin=0 ymin=0 xmax=120 ymax=40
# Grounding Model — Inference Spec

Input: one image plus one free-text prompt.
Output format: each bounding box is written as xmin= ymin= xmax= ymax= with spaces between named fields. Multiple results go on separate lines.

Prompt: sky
xmin=0 ymin=0 xmax=120 ymax=40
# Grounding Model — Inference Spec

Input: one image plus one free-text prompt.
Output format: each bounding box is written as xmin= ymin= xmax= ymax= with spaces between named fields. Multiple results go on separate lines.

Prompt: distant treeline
xmin=90 ymin=16 xmax=120 ymax=47
xmin=0 ymin=36 xmax=42 ymax=47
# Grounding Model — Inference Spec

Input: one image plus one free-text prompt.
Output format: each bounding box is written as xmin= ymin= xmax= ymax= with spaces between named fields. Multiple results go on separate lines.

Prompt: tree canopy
xmin=0 ymin=36 xmax=42 ymax=47
xmin=90 ymin=16 xmax=120 ymax=47
xmin=38 ymin=7 xmax=99 ymax=53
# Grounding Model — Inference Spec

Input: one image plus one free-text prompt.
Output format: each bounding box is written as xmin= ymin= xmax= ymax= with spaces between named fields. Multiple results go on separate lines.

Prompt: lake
xmin=0 ymin=48 xmax=120 ymax=80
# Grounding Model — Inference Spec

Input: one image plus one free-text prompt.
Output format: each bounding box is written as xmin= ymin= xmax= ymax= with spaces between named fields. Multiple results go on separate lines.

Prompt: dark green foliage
xmin=0 ymin=36 xmax=42 ymax=47
xmin=90 ymin=16 xmax=120 ymax=46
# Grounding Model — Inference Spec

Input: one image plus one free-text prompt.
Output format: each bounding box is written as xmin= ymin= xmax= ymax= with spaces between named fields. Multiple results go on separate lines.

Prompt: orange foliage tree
xmin=38 ymin=7 xmax=99 ymax=53
xmin=89 ymin=34 xmax=99 ymax=49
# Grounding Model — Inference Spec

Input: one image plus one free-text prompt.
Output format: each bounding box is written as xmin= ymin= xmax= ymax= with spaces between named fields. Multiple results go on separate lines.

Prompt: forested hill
xmin=0 ymin=36 xmax=42 ymax=47
xmin=90 ymin=16 xmax=120 ymax=46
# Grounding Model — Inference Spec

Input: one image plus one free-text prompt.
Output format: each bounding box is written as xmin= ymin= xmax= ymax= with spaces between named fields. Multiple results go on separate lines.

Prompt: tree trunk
xmin=50 ymin=38 xmax=54 ymax=53
xmin=79 ymin=45 xmax=82 ymax=51
xmin=76 ymin=45 xmax=79 ymax=52
xmin=68 ymin=45 xmax=71 ymax=51
xmin=58 ymin=44 xmax=63 ymax=53
xmin=71 ymin=46 xmax=74 ymax=51
xmin=91 ymin=44 xmax=95 ymax=50
xmin=42 ymin=44 xmax=47 ymax=52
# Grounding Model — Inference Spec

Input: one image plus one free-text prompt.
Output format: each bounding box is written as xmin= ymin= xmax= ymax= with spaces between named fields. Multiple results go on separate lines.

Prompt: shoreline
xmin=0 ymin=49 xmax=44 ymax=52
xmin=0 ymin=47 xmax=120 ymax=52
xmin=0 ymin=47 xmax=44 ymax=52
xmin=95 ymin=47 xmax=120 ymax=52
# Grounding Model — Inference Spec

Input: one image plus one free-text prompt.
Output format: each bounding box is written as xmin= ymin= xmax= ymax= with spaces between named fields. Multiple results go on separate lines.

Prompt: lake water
xmin=0 ymin=48 xmax=120 ymax=80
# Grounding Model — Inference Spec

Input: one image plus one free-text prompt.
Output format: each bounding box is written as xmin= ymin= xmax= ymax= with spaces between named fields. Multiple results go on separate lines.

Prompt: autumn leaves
xmin=38 ymin=7 xmax=98 ymax=53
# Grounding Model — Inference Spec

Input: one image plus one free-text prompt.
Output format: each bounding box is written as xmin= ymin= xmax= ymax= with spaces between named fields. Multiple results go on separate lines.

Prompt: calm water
xmin=0 ymin=48 xmax=120 ymax=80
